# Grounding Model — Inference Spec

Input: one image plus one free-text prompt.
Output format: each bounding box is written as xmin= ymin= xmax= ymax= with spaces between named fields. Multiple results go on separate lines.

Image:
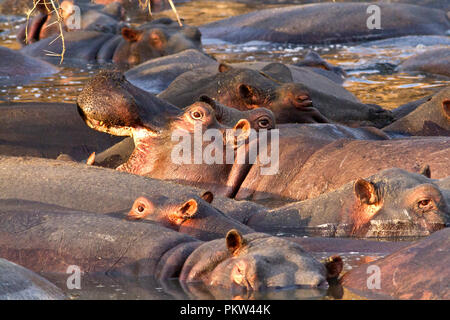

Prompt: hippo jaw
xmin=77 ymin=104 xmax=137 ymax=136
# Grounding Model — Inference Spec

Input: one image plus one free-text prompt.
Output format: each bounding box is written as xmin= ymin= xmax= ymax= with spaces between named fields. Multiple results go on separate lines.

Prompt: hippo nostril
xmin=296 ymin=95 xmax=310 ymax=101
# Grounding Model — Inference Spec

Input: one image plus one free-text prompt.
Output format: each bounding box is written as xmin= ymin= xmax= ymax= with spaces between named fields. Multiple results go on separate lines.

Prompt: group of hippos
xmin=0 ymin=0 xmax=449 ymax=300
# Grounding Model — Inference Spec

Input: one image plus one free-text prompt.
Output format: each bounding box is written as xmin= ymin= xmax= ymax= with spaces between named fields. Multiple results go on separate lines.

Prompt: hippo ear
xmin=442 ymin=99 xmax=450 ymax=120
xmin=238 ymin=84 xmax=261 ymax=105
xmin=354 ymin=178 xmax=378 ymax=205
xmin=226 ymin=229 xmax=245 ymax=255
xmin=420 ymin=165 xmax=431 ymax=179
xmin=121 ymin=27 xmax=143 ymax=42
xmin=128 ymin=197 xmax=154 ymax=220
xmin=232 ymin=119 xmax=252 ymax=145
xmin=175 ymin=199 xmax=198 ymax=220
xmin=323 ymin=255 xmax=343 ymax=280
xmin=201 ymin=191 xmax=214 ymax=203
xmin=261 ymin=62 xmax=294 ymax=83
xmin=218 ymin=63 xmax=232 ymax=73
xmin=198 ymin=95 xmax=216 ymax=109
xmin=86 ymin=152 xmax=95 ymax=166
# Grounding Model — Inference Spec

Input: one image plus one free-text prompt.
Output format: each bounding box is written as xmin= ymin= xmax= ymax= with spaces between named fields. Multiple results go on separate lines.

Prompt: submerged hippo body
xmin=0 ymin=46 xmax=58 ymax=81
xmin=200 ymin=3 xmax=450 ymax=44
xmin=342 ymin=228 xmax=450 ymax=299
xmin=125 ymin=49 xmax=218 ymax=94
xmin=0 ymin=155 xmax=269 ymax=220
xmin=0 ymin=258 xmax=66 ymax=300
xmin=21 ymin=18 xmax=202 ymax=66
xmin=398 ymin=48 xmax=450 ymax=78
xmin=249 ymin=168 xmax=448 ymax=238
xmin=0 ymin=103 xmax=121 ymax=160
xmin=0 ymin=200 xmax=341 ymax=292
xmin=384 ymin=86 xmax=450 ymax=136
xmin=159 ymin=62 xmax=393 ymax=127
xmin=17 ymin=0 xmax=125 ymax=45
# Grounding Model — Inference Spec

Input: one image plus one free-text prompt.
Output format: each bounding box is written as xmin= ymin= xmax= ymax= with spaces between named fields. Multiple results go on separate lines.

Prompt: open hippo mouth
xmin=77 ymin=104 xmax=138 ymax=137
xmin=77 ymin=70 xmax=181 ymax=137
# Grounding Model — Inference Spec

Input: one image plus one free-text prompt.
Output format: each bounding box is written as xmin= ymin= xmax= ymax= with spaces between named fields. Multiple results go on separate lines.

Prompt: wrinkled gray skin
xmin=398 ymin=47 xmax=450 ymax=78
xmin=0 ymin=46 xmax=58 ymax=81
xmin=0 ymin=258 xmax=66 ymax=300
xmin=0 ymin=199 xmax=336 ymax=292
xmin=159 ymin=62 xmax=393 ymax=127
xmin=200 ymin=3 xmax=450 ymax=44
xmin=126 ymin=49 xmax=218 ymax=94
xmin=20 ymin=18 xmax=202 ymax=66
xmin=384 ymin=86 xmax=450 ymax=136
xmin=0 ymin=103 xmax=121 ymax=160
xmin=245 ymin=168 xmax=448 ymax=238
xmin=342 ymin=227 xmax=450 ymax=300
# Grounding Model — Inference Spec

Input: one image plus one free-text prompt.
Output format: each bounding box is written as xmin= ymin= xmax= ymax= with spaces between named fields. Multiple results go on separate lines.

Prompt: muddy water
xmin=0 ymin=1 xmax=447 ymax=300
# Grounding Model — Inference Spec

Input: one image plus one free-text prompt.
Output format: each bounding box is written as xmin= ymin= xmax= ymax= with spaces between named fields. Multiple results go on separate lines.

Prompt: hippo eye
xmin=258 ymin=118 xmax=270 ymax=128
xmin=190 ymin=110 xmax=204 ymax=120
xmin=417 ymin=199 xmax=433 ymax=210
xmin=137 ymin=205 xmax=145 ymax=213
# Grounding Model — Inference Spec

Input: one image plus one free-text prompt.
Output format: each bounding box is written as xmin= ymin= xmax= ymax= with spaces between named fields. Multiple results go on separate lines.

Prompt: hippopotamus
xmin=0 ymin=102 xmax=121 ymax=160
xmin=0 ymin=200 xmax=343 ymax=292
xmin=398 ymin=47 xmax=450 ymax=78
xmin=250 ymin=168 xmax=449 ymax=238
xmin=342 ymin=227 xmax=450 ymax=299
xmin=0 ymin=46 xmax=58 ymax=81
xmin=20 ymin=18 xmax=202 ymax=66
xmin=125 ymin=49 xmax=218 ymax=94
xmin=294 ymin=51 xmax=346 ymax=84
xmin=128 ymin=192 xmax=254 ymax=241
xmin=199 ymin=3 xmax=450 ymax=44
xmin=0 ymin=155 xmax=269 ymax=220
xmin=0 ymin=258 xmax=66 ymax=300
xmin=158 ymin=62 xmax=394 ymax=127
xmin=78 ymin=72 xmax=450 ymax=203
xmin=17 ymin=0 xmax=125 ymax=45
xmin=129 ymin=168 xmax=449 ymax=238
xmin=384 ymin=86 xmax=450 ymax=136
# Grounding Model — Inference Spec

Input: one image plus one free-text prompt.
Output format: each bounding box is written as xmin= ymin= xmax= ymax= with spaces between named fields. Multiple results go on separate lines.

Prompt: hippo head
xmin=179 ymin=230 xmax=343 ymax=295
xmin=77 ymin=70 xmax=181 ymax=135
xmin=198 ymin=95 xmax=276 ymax=131
xmin=77 ymin=71 xmax=253 ymax=196
xmin=384 ymin=88 xmax=450 ymax=136
xmin=213 ymin=63 xmax=330 ymax=124
xmin=128 ymin=191 xmax=254 ymax=240
xmin=113 ymin=18 xmax=202 ymax=66
xmin=346 ymin=168 xmax=448 ymax=237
